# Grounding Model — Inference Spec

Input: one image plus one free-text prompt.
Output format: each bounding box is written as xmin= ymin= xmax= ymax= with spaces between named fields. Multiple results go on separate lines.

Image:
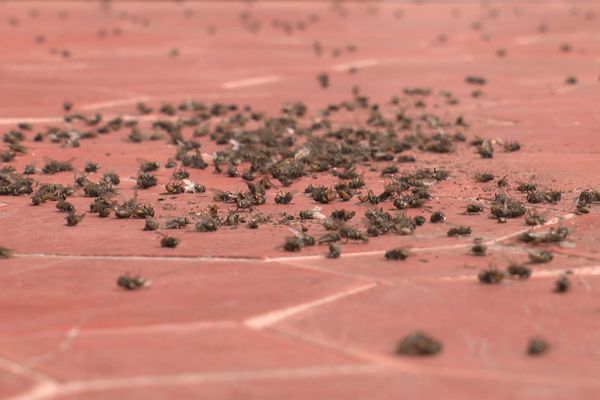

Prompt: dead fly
xmin=519 ymin=227 xmax=568 ymax=244
xmin=526 ymin=190 xmax=561 ymax=204
xmin=103 ymin=172 xmax=120 ymax=185
xmin=348 ymin=177 xmax=365 ymax=189
xmin=478 ymin=267 xmax=505 ymax=284
xmin=139 ymin=160 xmax=160 ymax=173
xmin=339 ymin=226 xmax=369 ymax=242
xmin=430 ymin=211 xmax=446 ymax=223
xmin=331 ymin=209 xmax=355 ymax=222
xmin=565 ymin=76 xmax=578 ymax=85
xmin=413 ymin=215 xmax=426 ymax=226
xmin=144 ymin=217 xmax=160 ymax=231
xmin=465 ymin=203 xmax=484 ymax=214
xmin=23 ymin=163 xmax=36 ymax=175
xmin=165 ymin=180 xmax=185 ymax=194
xmin=527 ymin=337 xmax=550 ymax=356
xmin=475 ymin=172 xmax=494 ymax=183
xmin=31 ymin=183 xmax=72 ymax=204
xmin=0 ymin=150 xmax=16 ymax=162
xmin=212 ymin=189 xmax=238 ymax=203
xmin=497 ymin=175 xmax=509 ymax=188
xmin=114 ymin=193 xmax=154 ymax=219
xmin=447 ymin=225 xmax=472 ymax=237
xmin=396 ymin=331 xmax=442 ymax=356
xmin=318 ymin=232 xmax=342 ymax=244
xmin=358 ymin=190 xmax=379 ymax=205
xmin=491 ymin=197 xmax=526 ymax=219
xmin=84 ymin=162 xmax=100 ymax=173
xmin=56 ymin=199 xmax=75 ymax=213
xmin=470 ymin=239 xmax=487 ymax=256
xmin=477 ymin=140 xmax=494 ymax=158
xmin=65 ymin=212 xmax=85 ymax=226
xmin=137 ymin=102 xmax=153 ymax=115
xmin=311 ymin=186 xmax=337 ymax=204
xmin=515 ymin=183 xmax=536 ymax=194
xmin=195 ymin=214 xmax=220 ymax=232
xmin=299 ymin=208 xmax=324 ymax=220
xmin=226 ymin=164 xmax=239 ymax=178
xmin=247 ymin=217 xmax=259 ymax=229
xmin=554 ymin=274 xmax=571 ymax=293
xmin=274 ymin=191 xmax=294 ymax=204
xmin=507 ymin=264 xmax=531 ymax=279
xmin=465 ymin=76 xmax=486 ymax=85
xmin=284 ymin=237 xmax=304 ymax=252
xmin=528 ymin=250 xmax=553 ymax=264
xmin=504 ymin=141 xmax=521 ymax=152
xmin=525 ymin=211 xmax=546 ymax=226
xmin=165 ymin=217 xmax=189 ymax=229
xmin=160 ymin=236 xmax=180 ymax=248
xmin=172 ymin=167 xmax=189 ymax=180
xmin=42 ymin=158 xmax=74 ymax=174
xmin=137 ymin=173 xmax=157 ymax=189
xmin=327 ymin=243 xmax=341 ymax=259
xmin=0 ymin=247 xmax=14 ymax=258
xmin=317 ymin=72 xmax=329 ymax=88
xmin=283 ymin=230 xmax=315 ymax=252
xmin=385 ymin=248 xmax=409 ymax=260
xmin=381 ymin=165 xmax=399 ymax=176
xmin=117 ymin=273 xmax=148 ymax=291
xmin=242 ymin=170 xmax=255 ymax=181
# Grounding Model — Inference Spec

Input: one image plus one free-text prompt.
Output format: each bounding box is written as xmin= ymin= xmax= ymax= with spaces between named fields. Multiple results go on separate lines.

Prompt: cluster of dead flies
xmin=0 ymin=85 xmax=595 ymax=361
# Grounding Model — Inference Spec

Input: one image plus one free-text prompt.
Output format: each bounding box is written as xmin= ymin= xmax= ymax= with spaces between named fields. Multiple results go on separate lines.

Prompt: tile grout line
xmin=12 ymin=364 xmax=382 ymax=400
xmin=244 ymin=282 xmax=378 ymax=329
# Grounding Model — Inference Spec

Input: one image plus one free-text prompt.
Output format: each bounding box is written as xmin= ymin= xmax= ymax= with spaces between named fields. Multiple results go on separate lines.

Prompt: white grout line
xmin=379 ymin=55 xmax=474 ymax=66
xmin=2 ymin=63 xmax=88 ymax=72
xmin=81 ymin=97 xmax=150 ymax=111
xmin=245 ymin=282 xmax=377 ymax=329
xmin=0 ymin=116 xmax=66 ymax=125
xmin=14 ymin=252 xmax=261 ymax=263
xmin=222 ymin=75 xmax=281 ymax=90
xmin=77 ymin=321 xmax=238 ymax=337
xmin=44 ymin=364 xmax=381 ymax=399
xmin=6 ymin=381 xmax=60 ymax=400
xmin=331 ymin=58 xmax=379 ymax=72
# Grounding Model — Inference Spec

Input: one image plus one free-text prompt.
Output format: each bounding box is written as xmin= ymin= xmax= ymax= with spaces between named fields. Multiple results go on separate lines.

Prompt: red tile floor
xmin=1 ymin=1 xmax=600 ymax=399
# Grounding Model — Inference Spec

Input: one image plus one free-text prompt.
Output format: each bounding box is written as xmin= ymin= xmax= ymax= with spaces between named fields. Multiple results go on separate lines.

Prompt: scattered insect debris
xmin=327 ymin=243 xmax=341 ymax=259
xmin=0 ymin=247 xmax=14 ymax=258
xmin=317 ymin=73 xmax=329 ymax=88
xmin=507 ymin=264 xmax=531 ymax=279
xmin=385 ymin=248 xmax=409 ymax=260
xmin=528 ymin=250 xmax=553 ymax=264
xmin=396 ymin=331 xmax=442 ymax=356
xmin=470 ymin=239 xmax=487 ymax=256
xmin=448 ymin=226 xmax=472 ymax=237
xmin=554 ymin=274 xmax=571 ymax=293
xmin=519 ymin=227 xmax=568 ymax=244
xmin=527 ymin=337 xmax=550 ymax=356
xmin=478 ymin=267 xmax=505 ymax=284
xmin=117 ymin=273 xmax=149 ymax=291
xmin=161 ymin=236 xmax=180 ymax=248
xmin=430 ymin=211 xmax=446 ymax=223
xmin=42 ymin=158 xmax=73 ymax=174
